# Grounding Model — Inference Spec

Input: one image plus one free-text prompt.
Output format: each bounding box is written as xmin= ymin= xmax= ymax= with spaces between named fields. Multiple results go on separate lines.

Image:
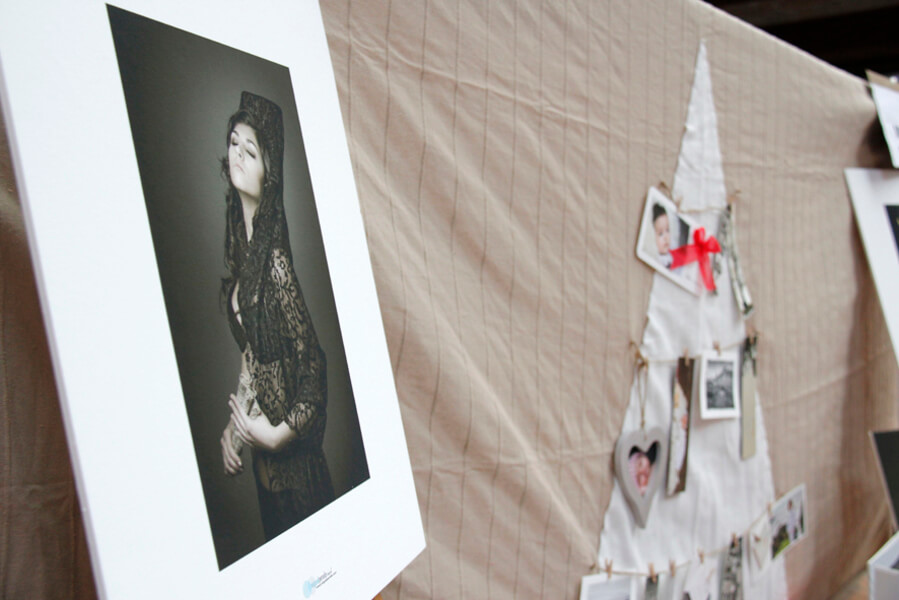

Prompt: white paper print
xmin=698 ymin=349 xmax=741 ymax=420
xmin=637 ymin=188 xmax=706 ymax=296
xmin=870 ymin=82 xmax=899 ymax=168
xmin=845 ymin=169 xmax=899 ymax=368
xmin=770 ymin=485 xmax=808 ymax=560
xmin=579 ymin=574 xmax=634 ymax=600
xmin=682 ymin=559 xmax=720 ymax=600
xmin=748 ymin=518 xmax=772 ymax=578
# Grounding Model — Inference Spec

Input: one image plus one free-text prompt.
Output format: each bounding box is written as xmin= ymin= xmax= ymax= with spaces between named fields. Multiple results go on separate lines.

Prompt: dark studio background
xmin=107 ymin=5 xmax=369 ymax=569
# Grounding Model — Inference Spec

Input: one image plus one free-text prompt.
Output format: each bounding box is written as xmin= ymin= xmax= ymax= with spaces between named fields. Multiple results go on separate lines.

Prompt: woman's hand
xmin=229 ymin=395 xmax=297 ymax=453
xmin=221 ymin=425 xmax=243 ymax=476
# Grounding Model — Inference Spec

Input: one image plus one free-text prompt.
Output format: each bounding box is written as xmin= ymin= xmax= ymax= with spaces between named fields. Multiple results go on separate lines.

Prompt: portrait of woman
xmin=218 ymin=92 xmax=335 ymax=540
xmin=109 ymin=7 xmax=369 ymax=568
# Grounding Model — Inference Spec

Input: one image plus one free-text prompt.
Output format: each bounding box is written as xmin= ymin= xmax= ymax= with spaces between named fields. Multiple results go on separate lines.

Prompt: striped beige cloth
xmin=1 ymin=0 xmax=896 ymax=598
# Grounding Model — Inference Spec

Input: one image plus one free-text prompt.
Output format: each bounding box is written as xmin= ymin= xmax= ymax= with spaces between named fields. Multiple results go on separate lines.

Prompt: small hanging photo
xmin=697 ymin=349 xmax=741 ymax=420
xmin=636 ymin=187 xmax=706 ymax=295
xmin=681 ymin=558 xmax=720 ymax=600
xmin=770 ymin=484 xmax=808 ymax=560
xmin=719 ymin=536 xmax=744 ymax=600
xmin=614 ymin=427 xmax=668 ymax=528
xmin=579 ymin=574 xmax=635 ymax=600
xmin=667 ymin=357 xmax=694 ymax=496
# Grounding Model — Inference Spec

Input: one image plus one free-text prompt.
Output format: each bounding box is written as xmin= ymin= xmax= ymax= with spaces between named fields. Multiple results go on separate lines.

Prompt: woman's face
xmin=229 ymin=122 xmax=265 ymax=202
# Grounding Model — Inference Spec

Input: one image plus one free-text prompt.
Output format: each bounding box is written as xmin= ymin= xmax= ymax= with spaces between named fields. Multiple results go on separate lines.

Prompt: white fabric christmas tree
xmin=596 ymin=42 xmax=787 ymax=599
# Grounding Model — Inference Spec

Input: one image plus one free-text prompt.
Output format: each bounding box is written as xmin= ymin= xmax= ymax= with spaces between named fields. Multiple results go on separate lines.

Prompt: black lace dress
xmin=227 ymin=246 xmax=335 ymax=540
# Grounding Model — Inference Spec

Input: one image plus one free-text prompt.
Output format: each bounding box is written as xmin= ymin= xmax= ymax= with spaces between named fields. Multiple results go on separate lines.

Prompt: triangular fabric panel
xmin=597 ymin=42 xmax=787 ymax=599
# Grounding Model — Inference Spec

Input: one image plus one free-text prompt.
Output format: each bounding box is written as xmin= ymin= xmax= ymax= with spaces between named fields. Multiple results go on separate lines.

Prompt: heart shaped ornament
xmin=614 ymin=427 xmax=668 ymax=529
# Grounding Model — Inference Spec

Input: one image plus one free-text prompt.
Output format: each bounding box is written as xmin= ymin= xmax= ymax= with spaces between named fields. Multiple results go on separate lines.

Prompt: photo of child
xmin=637 ymin=187 xmax=702 ymax=294
xmin=652 ymin=203 xmax=673 ymax=268
xmin=628 ymin=444 xmax=658 ymax=496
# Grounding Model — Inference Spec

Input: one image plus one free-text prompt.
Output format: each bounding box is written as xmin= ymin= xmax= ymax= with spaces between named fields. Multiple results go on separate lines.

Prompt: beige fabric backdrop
xmin=1 ymin=0 xmax=897 ymax=598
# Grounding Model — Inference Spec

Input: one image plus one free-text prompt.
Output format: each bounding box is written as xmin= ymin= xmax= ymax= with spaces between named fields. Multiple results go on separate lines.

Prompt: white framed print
xmin=845 ymin=168 xmax=899 ymax=367
xmin=579 ymin=573 xmax=635 ymax=600
xmin=0 ymin=2 xmax=424 ymax=599
xmin=697 ymin=349 xmax=741 ymax=420
xmin=867 ymin=72 xmax=899 ymax=168
xmin=636 ymin=186 xmax=705 ymax=295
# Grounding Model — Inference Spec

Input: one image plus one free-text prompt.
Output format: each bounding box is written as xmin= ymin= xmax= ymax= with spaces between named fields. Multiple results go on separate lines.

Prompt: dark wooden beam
xmin=707 ymin=0 xmax=899 ymax=27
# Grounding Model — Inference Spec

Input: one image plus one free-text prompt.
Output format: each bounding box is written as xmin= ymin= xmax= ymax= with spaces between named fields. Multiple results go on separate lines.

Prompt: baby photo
xmin=636 ymin=187 xmax=704 ymax=295
xmin=628 ymin=444 xmax=658 ymax=497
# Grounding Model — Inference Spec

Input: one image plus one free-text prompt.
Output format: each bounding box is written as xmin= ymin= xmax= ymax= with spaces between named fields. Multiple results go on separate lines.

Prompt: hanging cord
xmin=630 ymin=342 xmax=650 ymax=429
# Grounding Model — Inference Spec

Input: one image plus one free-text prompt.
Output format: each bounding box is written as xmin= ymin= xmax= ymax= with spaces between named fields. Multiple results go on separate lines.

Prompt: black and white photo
xmin=107 ymin=6 xmax=371 ymax=569
xmin=0 ymin=1 xmax=424 ymax=598
xmin=698 ymin=349 xmax=741 ymax=420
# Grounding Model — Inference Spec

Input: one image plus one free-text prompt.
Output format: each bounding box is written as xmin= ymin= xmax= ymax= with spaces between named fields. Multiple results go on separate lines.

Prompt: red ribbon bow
xmin=670 ymin=227 xmax=721 ymax=291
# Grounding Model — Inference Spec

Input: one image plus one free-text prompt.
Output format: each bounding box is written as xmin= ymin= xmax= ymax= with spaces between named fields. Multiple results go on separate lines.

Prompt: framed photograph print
xmin=579 ymin=574 xmax=635 ymax=600
xmin=697 ymin=349 xmax=740 ymax=420
xmin=769 ymin=484 xmax=808 ymax=560
xmin=636 ymin=186 xmax=704 ymax=295
xmin=0 ymin=1 xmax=424 ymax=599
xmin=845 ymin=168 xmax=899 ymax=366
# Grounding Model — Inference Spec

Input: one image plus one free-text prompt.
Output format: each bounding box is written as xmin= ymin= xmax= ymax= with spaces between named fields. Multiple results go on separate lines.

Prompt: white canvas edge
xmin=697 ymin=348 xmax=740 ymax=420
xmin=870 ymin=84 xmax=899 ymax=169
xmin=845 ymin=168 xmax=899 ymax=368
xmin=869 ymin=532 xmax=899 ymax=600
xmin=0 ymin=2 xmax=424 ymax=599
xmin=636 ymin=186 xmax=703 ymax=296
xmin=868 ymin=531 xmax=899 ymax=578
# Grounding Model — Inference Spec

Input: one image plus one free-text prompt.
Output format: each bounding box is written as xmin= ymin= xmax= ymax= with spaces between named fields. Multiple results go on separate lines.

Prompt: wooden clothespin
xmin=698 ymin=549 xmax=705 ymax=564
xmin=658 ymin=181 xmax=672 ymax=198
xmin=732 ymin=533 xmax=738 ymax=547
xmin=713 ymin=341 xmax=722 ymax=355
xmin=669 ymin=560 xmax=677 ymax=577
xmin=767 ymin=502 xmax=773 ymax=516
xmin=683 ymin=347 xmax=690 ymax=361
xmin=605 ymin=559 xmax=613 ymax=580
xmin=648 ymin=563 xmax=657 ymax=583
xmin=630 ymin=341 xmax=648 ymax=369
